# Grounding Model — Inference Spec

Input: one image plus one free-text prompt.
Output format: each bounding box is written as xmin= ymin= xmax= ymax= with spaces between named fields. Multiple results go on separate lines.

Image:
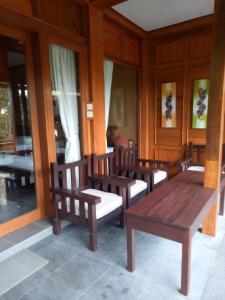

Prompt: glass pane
xmin=105 ymin=61 xmax=138 ymax=150
xmin=49 ymin=44 xmax=81 ymax=164
xmin=0 ymin=36 xmax=36 ymax=224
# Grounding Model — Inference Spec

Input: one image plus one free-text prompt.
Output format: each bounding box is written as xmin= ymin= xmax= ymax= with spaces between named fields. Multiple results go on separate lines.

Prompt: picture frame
xmin=192 ymin=79 xmax=209 ymax=129
xmin=161 ymin=82 xmax=176 ymax=128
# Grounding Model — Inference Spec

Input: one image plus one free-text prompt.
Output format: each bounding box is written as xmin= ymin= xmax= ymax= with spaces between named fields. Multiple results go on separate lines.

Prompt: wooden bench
xmin=126 ymin=171 xmax=216 ymax=296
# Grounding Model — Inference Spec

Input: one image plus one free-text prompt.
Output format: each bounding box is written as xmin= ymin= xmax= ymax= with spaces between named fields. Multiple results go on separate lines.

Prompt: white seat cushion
xmin=187 ymin=166 xmax=205 ymax=172
xmin=154 ymin=170 xmax=167 ymax=185
xmin=130 ymin=180 xmax=147 ymax=198
xmin=58 ymin=189 xmax=122 ymax=220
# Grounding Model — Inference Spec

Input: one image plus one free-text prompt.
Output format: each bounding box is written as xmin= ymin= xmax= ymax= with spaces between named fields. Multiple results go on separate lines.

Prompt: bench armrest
xmin=50 ymin=187 xmax=101 ymax=205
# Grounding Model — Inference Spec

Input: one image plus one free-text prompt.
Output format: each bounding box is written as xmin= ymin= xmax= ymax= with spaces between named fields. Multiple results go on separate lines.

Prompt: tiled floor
xmin=2 ymin=215 xmax=225 ymax=300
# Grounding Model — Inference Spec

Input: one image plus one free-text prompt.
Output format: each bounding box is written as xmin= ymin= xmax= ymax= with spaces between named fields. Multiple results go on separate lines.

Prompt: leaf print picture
xmin=161 ymin=82 xmax=176 ymax=128
xmin=192 ymin=79 xmax=209 ymax=129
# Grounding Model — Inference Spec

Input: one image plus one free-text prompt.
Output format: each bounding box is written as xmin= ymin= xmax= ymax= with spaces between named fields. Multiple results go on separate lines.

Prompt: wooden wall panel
xmin=31 ymin=0 xmax=84 ymax=35
xmin=103 ymin=18 xmax=141 ymax=66
xmin=103 ymin=20 xmax=121 ymax=60
xmin=156 ymin=37 xmax=186 ymax=64
xmin=189 ymin=29 xmax=212 ymax=60
xmin=0 ymin=0 xmax=32 ymax=16
xmin=155 ymin=148 xmax=182 ymax=161
xmin=121 ymin=34 xmax=140 ymax=66
xmin=147 ymin=22 xmax=216 ymax=162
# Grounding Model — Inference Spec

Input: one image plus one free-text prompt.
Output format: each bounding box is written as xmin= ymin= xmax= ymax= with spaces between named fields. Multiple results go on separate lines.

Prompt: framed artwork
xmin=161 ymin=82 xmax=176 ymax=128
xmin=192 ymin=79 xmax=209 ymax=129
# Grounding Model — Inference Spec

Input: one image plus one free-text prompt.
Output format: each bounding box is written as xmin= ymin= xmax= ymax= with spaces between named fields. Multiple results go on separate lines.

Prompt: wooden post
xmin=87 ymin=4 xmax=106 ymax=154
xmin=202 ymin=0 xmax=225 ymax=236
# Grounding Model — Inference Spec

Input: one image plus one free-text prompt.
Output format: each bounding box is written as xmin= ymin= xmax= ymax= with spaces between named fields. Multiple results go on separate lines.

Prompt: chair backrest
xmin=183 ymin=142 xmax=193 ymax=160
xmin=50 ymin=157 xmax=92 ymax=191
xmin=115 ymin=146 xmax=138 ymax=167
xmin=92 ymin=152 xmax=116 ymax=176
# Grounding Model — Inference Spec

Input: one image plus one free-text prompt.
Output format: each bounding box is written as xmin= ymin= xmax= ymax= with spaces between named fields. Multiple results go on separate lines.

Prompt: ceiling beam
xmin=90 ymin=0 xmax=127 ymax=10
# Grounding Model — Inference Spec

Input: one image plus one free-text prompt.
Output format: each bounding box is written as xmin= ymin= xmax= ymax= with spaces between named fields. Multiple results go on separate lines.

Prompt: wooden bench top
xmin=126 ymin=171 xmax=216 ymax=231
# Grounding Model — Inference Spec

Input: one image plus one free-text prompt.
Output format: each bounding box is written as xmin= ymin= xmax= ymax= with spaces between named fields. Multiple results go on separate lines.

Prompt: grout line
xmin=77 ymin=263 xmax=113 ymax=300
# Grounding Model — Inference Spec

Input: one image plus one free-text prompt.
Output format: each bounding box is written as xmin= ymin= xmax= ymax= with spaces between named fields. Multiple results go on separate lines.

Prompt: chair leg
xmin=120 ymin=212 xmax=125 ymax=228
xmin=89 ymin=231 xmax=97 ymax=251
xmin=53 ymin=218 xmax=61 ymax=235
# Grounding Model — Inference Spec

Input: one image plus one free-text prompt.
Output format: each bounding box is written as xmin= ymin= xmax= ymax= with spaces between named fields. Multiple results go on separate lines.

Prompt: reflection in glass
xmin=0 ymin=36 xmax=36 ymax=224
xmin=104 ymin=61 xmax=138 ymax=152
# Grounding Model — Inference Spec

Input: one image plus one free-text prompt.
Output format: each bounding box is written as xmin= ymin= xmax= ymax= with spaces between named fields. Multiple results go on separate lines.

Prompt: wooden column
xmin=202 ymin=0 xmax=225 ymax=236
xmin=87 ymin=4 xmax=106 ymax=154
xmin=139 ymin=39 xmax=150 ymax=159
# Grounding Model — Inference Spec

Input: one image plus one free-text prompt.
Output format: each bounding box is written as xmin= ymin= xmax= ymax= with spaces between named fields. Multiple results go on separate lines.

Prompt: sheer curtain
xmin=49 ymin=45 xmax=81 ymax=164
xmin=104 ymin=60 xmax=114 ymax=151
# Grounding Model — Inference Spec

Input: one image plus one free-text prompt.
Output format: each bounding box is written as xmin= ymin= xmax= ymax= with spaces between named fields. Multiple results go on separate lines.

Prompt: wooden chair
xmin=115 ymin=146 xmax=171 ymax=191
xmin=50 ymin=156 xmax=127 ymax=251
xmin=91 ymin=151 xmax=150 ymax=208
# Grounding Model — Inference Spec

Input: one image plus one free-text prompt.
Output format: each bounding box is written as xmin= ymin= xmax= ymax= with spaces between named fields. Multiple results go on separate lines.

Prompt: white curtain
xmin=49 ymin=45 xmax=80 ymax=164
xmin=104 ymin=60 xmax=114 ymax=151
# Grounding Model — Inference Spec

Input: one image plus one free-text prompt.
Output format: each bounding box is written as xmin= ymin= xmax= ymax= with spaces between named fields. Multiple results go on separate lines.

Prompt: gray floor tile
xmin=30 ymin=237 xmax=79 ymax=273
xmin=4 ymin=224 xmax=43 ymax=245
xmin=0 ymin=238 xmax=13 ymax=252
xmin=33 ymin=218 xmax=51 ymax=229
xmin=152 ymin=256 xmax=211 ymax=300
xmin=20 ymin=276 xmax=77 ymax=300
xmin=52 ymin=224 xmax=90 ymax=251
xmin=211 ymin=254 xmax=225 ymax=279
xmin=83 ymin=264 xmax=148 ymax=300
xmin=2 ymin=268 xmax=50 ymax=300
xmin=51 ymin=254 xmax=110 ymax=298
xmin=139 ymin=283 xmax=184 ymax=300
xmin=192 ymin=230 xmax=224 ymax=251
xmin=0 ymin=250 xmax=48 ymax=296
xmin=202 ymin=275 xmax=225 ymax=300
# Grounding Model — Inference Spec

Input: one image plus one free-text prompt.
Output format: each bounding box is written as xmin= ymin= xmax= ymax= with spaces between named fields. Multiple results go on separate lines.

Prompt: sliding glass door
xmin=104 ymin=60 xmax=138 ymax=151
xmin=0 ymin=30 xmax=43 ymax=232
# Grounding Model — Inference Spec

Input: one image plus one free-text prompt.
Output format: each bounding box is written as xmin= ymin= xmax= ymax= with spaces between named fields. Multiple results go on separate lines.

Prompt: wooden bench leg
xmin=53 ymin=218 xmax=61 ymax=235
xmin=219 ymin=188 xmax=225 ymax=216
xmin=127 ymin=227 xmax=135 ymax=272
xmin=181 ymin=232 xmax=191 ymax=296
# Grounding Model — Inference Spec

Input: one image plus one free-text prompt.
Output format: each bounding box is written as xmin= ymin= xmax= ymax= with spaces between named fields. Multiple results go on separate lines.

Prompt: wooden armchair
xmin=116 ymin=146 xmax=171 ymax=191
xmin=91 ymin=151 xmax=150 ymax=208
xmin=50 ymin=156 xmax=127 ymax=251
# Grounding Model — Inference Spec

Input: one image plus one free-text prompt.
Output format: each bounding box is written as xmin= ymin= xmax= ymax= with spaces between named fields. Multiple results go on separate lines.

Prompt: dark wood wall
xmin=103 ymin=16 xmax=141 ymax=67
xmin=146 ymin=20 xmax=219 ymax=162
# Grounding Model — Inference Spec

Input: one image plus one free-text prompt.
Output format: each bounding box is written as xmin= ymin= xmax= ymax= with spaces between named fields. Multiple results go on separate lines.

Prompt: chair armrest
xmin=50 ymin=187 xmax=101 ymax=205
xmin=175 ymin=157 xmax=192 ymax=170
xmin=88 ymin=175 xmax=135 ymax=188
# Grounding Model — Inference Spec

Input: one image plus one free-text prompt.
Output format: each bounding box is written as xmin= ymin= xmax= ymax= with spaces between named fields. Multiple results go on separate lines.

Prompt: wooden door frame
xmin=33 ymin=32 xmax=90 ymax=217
xmin=0 ymin=24 xmax=45 ymax=237
xmin=104 ymin=56 xmax=140 ymax=153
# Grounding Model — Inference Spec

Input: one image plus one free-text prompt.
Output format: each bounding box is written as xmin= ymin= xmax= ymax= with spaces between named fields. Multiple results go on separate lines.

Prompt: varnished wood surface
xmin=202 ymin=0 xmax=225 ymax=235
xmin=126 ymin=171 xmax=216 ymax=231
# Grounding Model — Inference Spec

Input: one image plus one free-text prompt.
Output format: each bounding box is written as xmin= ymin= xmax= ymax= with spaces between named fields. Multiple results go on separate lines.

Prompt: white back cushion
xmin=154 ymin=170 xmax=167 ymax=185
xmin=187 ymin=166 xmax=204 ymax=172
xmin=130 ymin=180 xmax=147 ymax=198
